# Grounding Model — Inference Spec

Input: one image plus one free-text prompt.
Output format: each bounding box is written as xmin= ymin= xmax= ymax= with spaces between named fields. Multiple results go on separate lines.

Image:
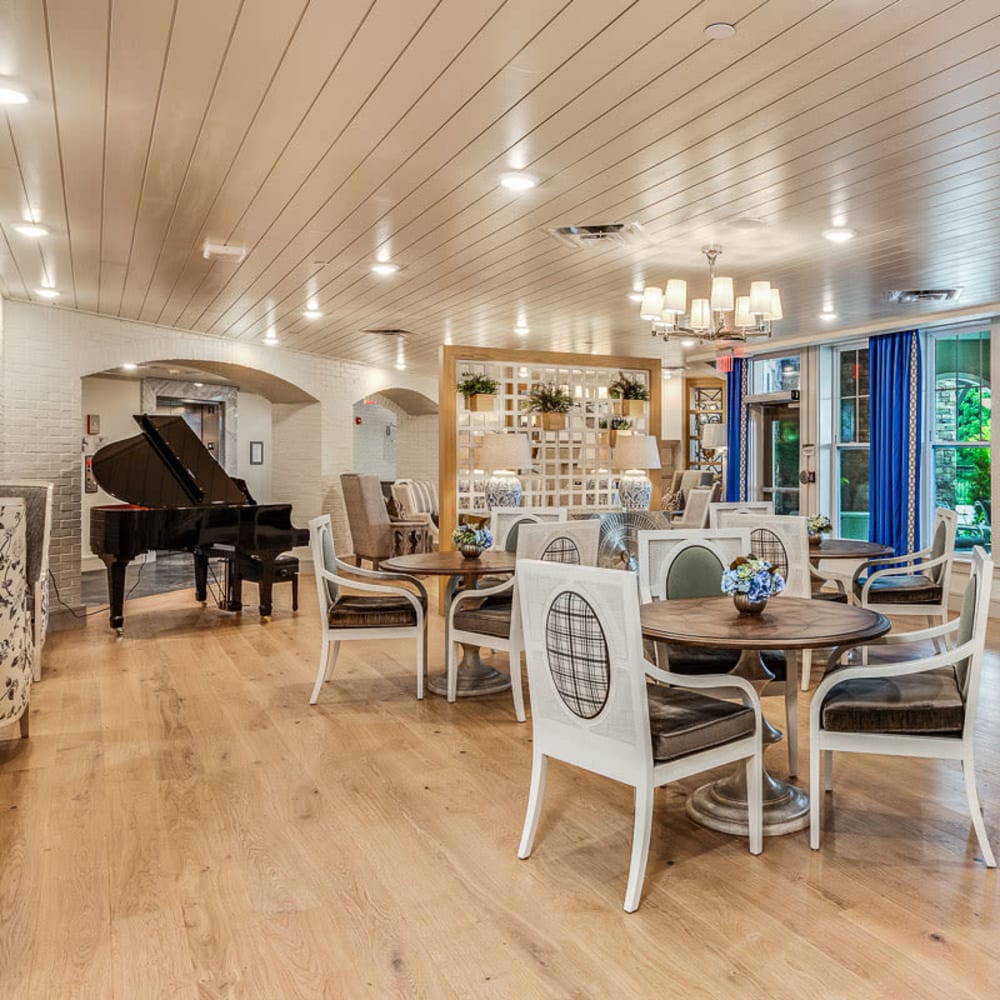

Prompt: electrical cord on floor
xmin=50 ymin=560 xmax=147 ymax=618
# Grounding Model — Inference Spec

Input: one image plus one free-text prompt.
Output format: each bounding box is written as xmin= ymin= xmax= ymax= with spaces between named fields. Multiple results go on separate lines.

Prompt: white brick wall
xmin=0 ymin=299 xmax=437 ymax=613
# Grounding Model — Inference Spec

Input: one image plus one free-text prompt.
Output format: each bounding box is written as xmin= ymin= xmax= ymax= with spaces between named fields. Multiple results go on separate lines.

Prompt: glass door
xmin=754 ymin=403 xmax=800 ymax=514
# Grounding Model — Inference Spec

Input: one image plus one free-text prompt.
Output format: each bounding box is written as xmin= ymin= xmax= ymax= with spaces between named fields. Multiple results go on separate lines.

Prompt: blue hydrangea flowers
xmin=721 ymin=555 xmax=785 ymax=601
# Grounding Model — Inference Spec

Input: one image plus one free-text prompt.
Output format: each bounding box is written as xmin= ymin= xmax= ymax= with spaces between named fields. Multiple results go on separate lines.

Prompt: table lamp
xmin=701 ymin=422 xmax=727 ymax=455
xmin=480 ymin=432 xmax=532 ymax=508
xmin=612 ymin=434 xmax=662 ymax=510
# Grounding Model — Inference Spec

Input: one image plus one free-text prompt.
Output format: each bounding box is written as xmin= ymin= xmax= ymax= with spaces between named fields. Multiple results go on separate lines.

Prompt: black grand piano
xmin=90 ymin=413 xmax=308 ymax=633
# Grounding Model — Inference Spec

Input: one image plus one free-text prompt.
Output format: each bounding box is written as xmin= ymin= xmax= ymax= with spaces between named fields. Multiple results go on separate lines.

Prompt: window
xmin=835 ymin=346 xmax=870 ymax=539
xmin=931 ymin=328 xmax=991 ymax=551
xmin=751 ymin=354 xmax=800 ymax=394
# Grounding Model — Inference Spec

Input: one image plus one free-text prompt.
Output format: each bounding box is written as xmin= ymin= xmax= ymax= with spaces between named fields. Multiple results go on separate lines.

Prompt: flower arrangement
xmin=456 ymin=371 xmax=500 ymax=399
xmin=452 ymin=524 xmax=493 ymax=550
xmin=607 ymin=371 xmax=650 ymax=401
xmin=721 ymin=556 xmax=785 ymax=603
xmin=807 ymin=514 xmax=832 ymax=535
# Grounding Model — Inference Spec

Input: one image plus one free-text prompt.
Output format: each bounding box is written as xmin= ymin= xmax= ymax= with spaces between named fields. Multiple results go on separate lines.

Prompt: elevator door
xmin=155 ymin=398 xmax=224 ymax=465
xmin=754 ymin=403 xmax=800 ymax=515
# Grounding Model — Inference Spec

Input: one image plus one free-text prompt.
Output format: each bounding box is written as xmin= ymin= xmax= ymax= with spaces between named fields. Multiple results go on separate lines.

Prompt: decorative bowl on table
xmin=452 ymin=524 xmax=493 ymax=560
xmin=721 ymin=555 xmax=785 ymax=616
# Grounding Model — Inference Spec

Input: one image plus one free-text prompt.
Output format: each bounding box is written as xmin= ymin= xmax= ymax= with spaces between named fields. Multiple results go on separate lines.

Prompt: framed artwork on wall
xmin=249 ymin=441 xmax=264 ymax=465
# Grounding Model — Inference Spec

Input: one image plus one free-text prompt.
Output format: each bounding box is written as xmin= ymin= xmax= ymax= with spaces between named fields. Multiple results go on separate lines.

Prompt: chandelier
xmin=639 ymin=245 xmax=781 ymax=342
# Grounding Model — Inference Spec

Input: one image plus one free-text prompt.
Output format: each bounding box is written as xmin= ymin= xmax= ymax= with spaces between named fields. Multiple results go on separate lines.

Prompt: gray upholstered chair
xmin=852 ymin=508 xmax=958 ymax=631
xmin=515 ymin=559 xmax=763 ymax=912
xmin=307 ymin=514 xmax=428 ymax=704
xmin=340 ymin=473 xmax=430 ymax=568
xmin=0 ymin=498 xmax=32 ymax=738
xmin=810 ymin=546 xmax=995 ymax=868
xmin=666 ymin=469 xmax=715 ymax=518
xmin=447 ymin=519 xmax=599 ymax=721
xmin=390 ymin=479 xmax=439 ymax=547
xmin=0 ymin=481 xmax=54 ymax=681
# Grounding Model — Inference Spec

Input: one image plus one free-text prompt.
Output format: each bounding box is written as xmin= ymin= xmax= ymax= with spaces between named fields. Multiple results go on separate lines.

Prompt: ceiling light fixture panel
xmin=13 ymin=223 xmax=48 ymax=237
xmin=822 ymin=227 xmax=855 ymax=243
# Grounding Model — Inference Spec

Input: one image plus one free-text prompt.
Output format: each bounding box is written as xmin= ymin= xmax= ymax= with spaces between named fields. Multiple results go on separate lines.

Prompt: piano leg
xmin=193 ymin=552 xmax=209 ymax=603
xmin=99 ymin=555 xmax=130 ymax=633
xmin=224 ymin=556 xmax=244 ymax=612
xmin=256 ymin=555 xmax=277 ymax=620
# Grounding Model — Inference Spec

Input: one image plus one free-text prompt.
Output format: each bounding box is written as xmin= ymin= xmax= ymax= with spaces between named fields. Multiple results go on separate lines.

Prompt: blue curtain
xmin=869 ymin=330 xmax=922 ymax=555
xmin=725 ymin=358 xmax=749 ymax=501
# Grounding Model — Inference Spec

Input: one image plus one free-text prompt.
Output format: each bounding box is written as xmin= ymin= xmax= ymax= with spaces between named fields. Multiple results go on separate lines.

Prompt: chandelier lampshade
xmin=638 ymin=245 xmax=779 ymax=343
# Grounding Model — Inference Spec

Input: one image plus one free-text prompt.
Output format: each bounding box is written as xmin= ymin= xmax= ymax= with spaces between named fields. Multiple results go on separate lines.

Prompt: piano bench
xmin=241 ymin=554 xmax=300 ymax=611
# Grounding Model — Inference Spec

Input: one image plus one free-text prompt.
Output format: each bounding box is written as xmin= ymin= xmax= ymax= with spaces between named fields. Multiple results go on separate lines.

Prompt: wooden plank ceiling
xmin=2 ymin=0 xmax=999 ymax=374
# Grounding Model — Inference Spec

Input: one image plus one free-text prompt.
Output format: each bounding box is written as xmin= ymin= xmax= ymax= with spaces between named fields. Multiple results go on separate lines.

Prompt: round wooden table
xmin=380 ymin=550 xmax=517 ymax=698
xmin=640 ymin=596 xmax=890 ymax=836
xmin=808 ymin=538 xmax=893 ymax=561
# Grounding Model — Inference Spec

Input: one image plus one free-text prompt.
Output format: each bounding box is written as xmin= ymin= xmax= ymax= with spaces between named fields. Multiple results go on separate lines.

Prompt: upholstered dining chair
xmin=516 ymin=559 xmax=763 ymax=912
xmin=0 ymin=481 xmax=53 ymax=681
xmin=666 ymin=470 xmax=715 ymax=520
xmin=340 ymin=473 xmax=430 ymax=568
xmin=447 ymin=519 xmax=599 ymax=721
xmin=490 ymin=506 xmax=567 ymax=553
xmin=0 ymin=498 xmax=32 ymax=739
xmin=307 ymin=514 xmax=427 ymax=704
xmin=853 ymin=508 xmax=958 ymax=631
xmin=708 ymin=500 xmax=774 ymax=528
xmin=637 ymin=527 xmax=800 ymax=776
xmin=810 ymin=545 xmax=995 ymax=868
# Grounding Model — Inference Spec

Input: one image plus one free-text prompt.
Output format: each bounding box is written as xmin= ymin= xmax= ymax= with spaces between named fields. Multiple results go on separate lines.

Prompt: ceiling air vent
xmin=545 ymin=221 xmax=648 ymax=250
xmin=202 ymin=241 xmax=247 ymax=262
xmin=885 ymin=288 xmax=962 ymax=304
xmin=361 ymin=328 xmax=410 ymax=336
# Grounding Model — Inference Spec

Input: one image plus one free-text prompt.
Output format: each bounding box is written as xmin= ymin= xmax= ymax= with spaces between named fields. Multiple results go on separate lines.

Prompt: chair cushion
xmin=660 ymin=644 xmax=787 ymax=682
xmin=820 ymin=667 xmax=964 ymax=734
xmin=812 ymin=590 xmax=848 ymax=603
xmin=647 ymin=686 xmax=756 ymax=762
xmin=452 ymin=596 xmax=513 ymax=639
xmin=853 ymin=573 xmax=942 ymax=605
xmin=328 ymin=595 xmax=419 ymax=629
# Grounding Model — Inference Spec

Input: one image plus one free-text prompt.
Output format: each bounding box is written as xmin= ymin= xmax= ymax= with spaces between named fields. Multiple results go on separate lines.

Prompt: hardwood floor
xmin=1 ymin=582 xmax=998 ymax=998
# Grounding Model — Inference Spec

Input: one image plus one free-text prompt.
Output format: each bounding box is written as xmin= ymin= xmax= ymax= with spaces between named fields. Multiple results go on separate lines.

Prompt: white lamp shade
xmin=734 ymin=295 xmax=754 ymax=328
xmin=664 ymin=279 xmax=687 ymax=314
xmin=480 ymin=432 xmax=531 ymax=472
xmin=749 ymin=280 xmax=772 ymax=314
xmin=612 ymin=433 xmax=662 ymax=471
xmin=658 ymin=308 xmax=676 ymax=328
xmin=690 ymin=298 xmax=712 ymax=331
xmin=710 ymin=275 xmax=734 ymax=312
xmin=768 ymin=288 xmax=783 ymax=321
xmin=639 ymin=286 xmax=664 ymax=320
xmin=701 ymin=422 xmax=728 ymax=449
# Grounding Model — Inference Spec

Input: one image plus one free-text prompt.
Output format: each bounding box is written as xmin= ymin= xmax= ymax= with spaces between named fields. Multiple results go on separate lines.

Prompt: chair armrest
xmin=320 ymin=565 xmax=427 ymax=605
xmin=824 ymin=616 xmax=958 ymax=670
xmin=448 ymin=577 xmax=515 ymax=622
xmin=856 ymin=550 xmax=950 ymax=598
xmin=644 ymin=660 xmax=762 ymax=721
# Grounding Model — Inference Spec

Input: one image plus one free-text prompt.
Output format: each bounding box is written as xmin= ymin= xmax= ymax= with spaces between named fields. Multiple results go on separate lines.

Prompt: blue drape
xmin=869 ymin=330 xmax=922 ymax=556
xmin=725 ymin=358 xmax=748 ymax=501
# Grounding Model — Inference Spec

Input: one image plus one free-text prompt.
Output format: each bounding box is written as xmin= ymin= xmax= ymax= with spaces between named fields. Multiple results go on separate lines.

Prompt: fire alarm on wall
xmin=354 ymin=416 xmax=362 ymax=425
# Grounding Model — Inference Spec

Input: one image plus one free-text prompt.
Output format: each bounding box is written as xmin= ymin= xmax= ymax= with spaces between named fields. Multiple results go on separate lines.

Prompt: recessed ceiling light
xmin=371 ymin=262 xmax=399 ymax=275
xmin=628 ymin=292 xmax=644 ymax=303
xmin=122 ymin=363 xmax=138 ymax=371
xmin=193 ymin=382 xmax=204 ymax=388
xmin=681 ymin=339 xmax=696 ymax=347
xmin=820 ymin=311 xmax=837 ymax=321
xmin=500 ymin=171 xmax=537 ymax=192
xmin=0 ymin=80 xmax=29 ymax=105
xmin=13 ymin=223 xmax=48 ymax=237
xmin=704 ymin=22 xmax=736 ymax=40
xmin=394 ymin=360 xmax=407 ymax=371
xmin=302 ymin=309 xmax=323 ymax=319
xmin=264 ymin=336 xmax=279 ymax=346
xmin=35 ymin=287 xmax=59 ymax=299
xmin=514 ymin=324 xmax=529 ymax=336
xmin=823 ymin=227 xmax=855 ymax=243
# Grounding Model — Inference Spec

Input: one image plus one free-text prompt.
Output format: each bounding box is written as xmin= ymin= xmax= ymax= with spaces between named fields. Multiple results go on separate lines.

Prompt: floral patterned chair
xmin=1 ymin=498 xmax=32 ymax=739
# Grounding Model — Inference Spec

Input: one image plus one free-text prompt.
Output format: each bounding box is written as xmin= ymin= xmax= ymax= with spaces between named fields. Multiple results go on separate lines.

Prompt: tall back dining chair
xmin=637 ymin=526 xmax=800 ymax=775
xmin=708 ymin=500 xmax=774 ymax=528
xmin=516 ymin=559 xmax=763 ymax=912
xmin=672 ymin=484 xmax=721 ymax=529
xmin=340 ymin=473 xmax=429 ymax=568
xmin=490 ymin=506 xmax=567 ymax=553
xmin=307 ymin=514 xmax=427 ymax=704
xmin=810 ymin=545 xmax=995 ymax=868
xmin=447 ymin=520 xmax=599 ymax=721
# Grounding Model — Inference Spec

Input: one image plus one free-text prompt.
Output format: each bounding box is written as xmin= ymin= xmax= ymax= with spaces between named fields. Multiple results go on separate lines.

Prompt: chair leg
xmin=518 ymin=751 xmax=549 ymax=859
xmin=800 ymin=648 xmax=812 ymax=691
xmin=624 ymin=783 xmax=654 ymax=913
xmin=291 ymin=575 xmax=299 ymax=612
xmin=416 ymin=627 xmax=426 ymax=700
xmin=19 ymin=710 xmax=29 ymax=739
xmin=746 ymin=747 xmax=762 ymax=856
xmin=823 ymin=750 xmax=833 ymax=791
xmin=784 ymin=676 xmax=799 ymax=779
xmin=962 ymin=757 xmax=997 ymax=868
xmin=509 ymin=644 xmax=526 ymax=723
xmin=810 ymin=740 xmax=822 ymax=850
xmin=309 ymin=636 xmax=336 ymax=704
xmin=447 ymin=636 xmax=458 ymax=703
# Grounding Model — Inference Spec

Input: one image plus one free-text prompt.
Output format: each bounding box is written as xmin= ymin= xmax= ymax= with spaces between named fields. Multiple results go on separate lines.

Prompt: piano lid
xmin=91 ymin=414 xmax=249 ymax=508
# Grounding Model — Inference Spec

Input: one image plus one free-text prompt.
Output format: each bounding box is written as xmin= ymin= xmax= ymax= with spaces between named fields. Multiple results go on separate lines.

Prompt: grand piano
xmin=90 ymin=413 xmax=308 ymax=633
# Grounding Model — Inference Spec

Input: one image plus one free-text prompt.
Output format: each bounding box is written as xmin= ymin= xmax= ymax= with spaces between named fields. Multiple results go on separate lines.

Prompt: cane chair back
xmin=490 ymin=507 xmax=567 ymax=552
xmin=708 ymin=501 xmax=774 ymax=528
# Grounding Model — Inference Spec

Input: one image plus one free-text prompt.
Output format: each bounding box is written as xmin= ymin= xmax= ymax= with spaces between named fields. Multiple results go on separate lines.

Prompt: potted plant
xmin=721 ymin=555 xmax=785 ymax=615
xmin=452 ymin=523 xmax=493 ymax=559
xmin=523 ymin=382 xmax=573 ymax=431
xmin=807 ymin=514 xmax=833 ymax=547
xmin=608 ymin=370 xmax=650 ymax=416
xmin=457 ymin=371 xmax=500 ymax=412
xmin=598 ymin=416 xmax=632 ymax=448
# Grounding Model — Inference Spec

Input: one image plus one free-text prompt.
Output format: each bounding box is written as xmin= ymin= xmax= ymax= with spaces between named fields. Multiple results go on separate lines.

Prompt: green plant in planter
xmin=523 ymin=383 xmax=573 ymax=414
xmin=598 ymin=417 xmax=632 ymax=430
xmin=607 ymin=371 xmax=650 ymax=401
xmin=456 ymin=371 xmax=500 ymax=399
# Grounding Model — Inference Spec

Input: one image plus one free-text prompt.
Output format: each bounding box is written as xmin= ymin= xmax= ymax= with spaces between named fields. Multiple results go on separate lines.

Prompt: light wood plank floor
xmin=1 ymin=581 xmax=998 ymax=998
